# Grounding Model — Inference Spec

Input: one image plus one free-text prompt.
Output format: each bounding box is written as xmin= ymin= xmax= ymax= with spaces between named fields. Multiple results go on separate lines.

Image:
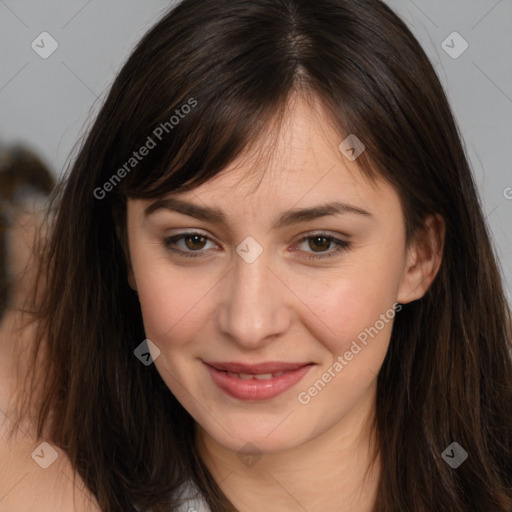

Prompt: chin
xmin=198 ymin=411 xmax=311 ymax=455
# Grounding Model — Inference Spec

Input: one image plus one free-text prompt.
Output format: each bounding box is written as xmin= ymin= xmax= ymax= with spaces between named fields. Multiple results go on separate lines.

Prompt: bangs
xmin=90 ymin=0 xmax=444 ymax=245
xmin=101 ymin=0 xmax=317 ymax=202
xmin=110 ymin=80 xmax=380 ymax=205
xmin=94 ymin=0 xmax=384 ymax=209
xmin=118 ymin=84 xmax=295 ymax=201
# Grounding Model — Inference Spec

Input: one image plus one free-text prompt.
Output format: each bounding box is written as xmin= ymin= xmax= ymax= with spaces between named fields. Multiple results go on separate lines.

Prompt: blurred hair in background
xmin=0 ymin=144 xmax=55 ymax=322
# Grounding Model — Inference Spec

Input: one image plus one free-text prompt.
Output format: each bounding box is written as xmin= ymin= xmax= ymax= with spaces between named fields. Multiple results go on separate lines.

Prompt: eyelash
xmin=162 ymin=231 xmax=351 ymax=260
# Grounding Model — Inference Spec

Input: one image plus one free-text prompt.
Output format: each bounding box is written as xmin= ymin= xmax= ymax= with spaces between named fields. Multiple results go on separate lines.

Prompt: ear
xmin=397 ymin=213 xmax=445 ymax=304
xmin=127 ymin=264 xmax=137 ymax=292
xmin=114 ymin=219 xmax=138 ymax=292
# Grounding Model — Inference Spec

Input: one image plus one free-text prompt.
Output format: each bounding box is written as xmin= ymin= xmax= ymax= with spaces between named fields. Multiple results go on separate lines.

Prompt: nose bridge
xmin=218 ymin=249 xmax=290 ymax=347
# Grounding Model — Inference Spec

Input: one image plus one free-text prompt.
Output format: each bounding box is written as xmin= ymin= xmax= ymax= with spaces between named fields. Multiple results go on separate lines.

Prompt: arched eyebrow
xmin=144 ymin=197 xmax=374 ymax=228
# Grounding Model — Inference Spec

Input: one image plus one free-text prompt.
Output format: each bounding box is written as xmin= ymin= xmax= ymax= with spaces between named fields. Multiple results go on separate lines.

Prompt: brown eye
xmin=296 ymin=233 xmax=351 ymax=261
xmin=162 ymin=231 xmax=350 ymax=260
xmin=162 ymin=231 xmax=217 ymax=258
xmin=183 ymin=234 xmax=207 ymax=251
xmin=308 ymin=236 xmax=332 ymax=252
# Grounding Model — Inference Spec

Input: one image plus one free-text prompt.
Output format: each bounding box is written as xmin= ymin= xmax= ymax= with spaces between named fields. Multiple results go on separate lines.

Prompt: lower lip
xmin=205 ymin=364 xmax=313 ymax=400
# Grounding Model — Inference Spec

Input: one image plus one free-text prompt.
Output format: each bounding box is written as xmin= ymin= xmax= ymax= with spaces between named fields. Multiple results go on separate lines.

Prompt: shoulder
xmin=0 ymin=313 xmax=101 ymax=512
xmin=0 ymin=424 xmax=102 ymax=512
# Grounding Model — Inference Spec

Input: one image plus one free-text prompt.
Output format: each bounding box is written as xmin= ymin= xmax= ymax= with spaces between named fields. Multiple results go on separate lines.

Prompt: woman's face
xmin=125 ymin=95 xmax=428 ymax=455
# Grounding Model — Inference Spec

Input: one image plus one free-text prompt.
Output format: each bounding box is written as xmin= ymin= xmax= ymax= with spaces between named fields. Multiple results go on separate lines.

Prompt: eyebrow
xmin=144 ymin=197 xmax=373 ymax=228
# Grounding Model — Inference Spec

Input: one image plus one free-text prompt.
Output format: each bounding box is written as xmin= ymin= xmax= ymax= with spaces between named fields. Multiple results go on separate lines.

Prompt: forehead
xmin=130 ymin=94 xmax=401 ymax=223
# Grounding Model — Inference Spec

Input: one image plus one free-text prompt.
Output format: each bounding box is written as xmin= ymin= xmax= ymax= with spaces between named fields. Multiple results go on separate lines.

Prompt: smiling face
xmin=125 ymin=93 xmax=439 ymax=455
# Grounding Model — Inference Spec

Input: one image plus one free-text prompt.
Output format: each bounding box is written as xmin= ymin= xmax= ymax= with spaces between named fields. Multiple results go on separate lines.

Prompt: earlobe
xmin=123 ymin=243 xmax=138 ymax=292
xmin=127 ymin=268 xmax=138 ymax=292
xmin=114 ymin=218 xmax=138 ymax=292
xmin=397 ymin=213 xmax=445 ymax=304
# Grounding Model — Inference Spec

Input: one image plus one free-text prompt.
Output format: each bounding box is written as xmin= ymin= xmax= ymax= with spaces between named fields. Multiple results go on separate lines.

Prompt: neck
xmin=196 ymin=386 xmax=381 ymax=512
xmin=0 ymin=305 xmax=42 ymax=438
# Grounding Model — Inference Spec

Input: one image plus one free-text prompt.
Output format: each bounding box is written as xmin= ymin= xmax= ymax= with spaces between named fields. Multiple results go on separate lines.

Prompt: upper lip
xmin=204 ymin=361 xmax=312 ymax=374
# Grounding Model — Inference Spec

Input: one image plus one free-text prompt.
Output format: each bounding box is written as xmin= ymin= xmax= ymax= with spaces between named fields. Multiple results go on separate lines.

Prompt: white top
xmin=173 ymin=481 xmax=212 ymax=512
xmin=133 ymin=481 xmax=211 ymax=512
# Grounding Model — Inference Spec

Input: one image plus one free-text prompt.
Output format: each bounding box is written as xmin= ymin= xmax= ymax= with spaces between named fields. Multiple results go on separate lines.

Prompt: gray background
xmin=1 ymin=0 xmax=511 ymax=300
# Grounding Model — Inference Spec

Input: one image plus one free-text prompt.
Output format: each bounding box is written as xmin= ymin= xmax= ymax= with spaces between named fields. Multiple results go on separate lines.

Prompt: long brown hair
xmin=15 ymin=0 xmax=512 ymax=510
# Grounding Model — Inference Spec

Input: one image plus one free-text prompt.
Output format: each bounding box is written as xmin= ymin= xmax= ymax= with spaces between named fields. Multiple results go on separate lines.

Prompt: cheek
xmin=294 ymin=268 xmax=399 ymax=415
xmin=136 ymin=270 xmax=205 ymax=347
xmin=295 ymin=248 xmax=403 ymax=352
xmin=131 ymin=224 xmax=405 ymax=358
xmin=131 ymin=242 xmax=222 ymax=355
xmin=299 ymin=251 xmax=402 ymax=324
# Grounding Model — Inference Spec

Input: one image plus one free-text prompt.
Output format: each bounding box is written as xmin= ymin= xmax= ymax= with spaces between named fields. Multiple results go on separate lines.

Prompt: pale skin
xmin=126 ymin=93 xmax=445 ymax=512
xmin=0 ymin=208 xmax=101 ymax=512
xmin=0 ymin=93 xmax=444 ymax=512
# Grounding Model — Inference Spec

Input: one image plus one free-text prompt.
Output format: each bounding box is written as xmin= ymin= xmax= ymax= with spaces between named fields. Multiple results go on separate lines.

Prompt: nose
xmin=217 ymin=251 xmax=291 ymax=350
